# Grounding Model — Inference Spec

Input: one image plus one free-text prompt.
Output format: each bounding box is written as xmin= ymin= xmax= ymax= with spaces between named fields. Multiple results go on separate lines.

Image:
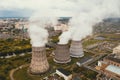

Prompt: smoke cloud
xmin=28 ymin=13 xmax=58 ymax=47
xmin=58 ymin=0 xmax=120 ymax=43
xmin=0 ymin=0 xmax=120 ymax=45
xmin=69 ymin=0 xmax=120 ymax=41
xmin=58 ymin=26 xmax=76 ymax=44
xmin=28 ymin=21 xmax=49 ymax=47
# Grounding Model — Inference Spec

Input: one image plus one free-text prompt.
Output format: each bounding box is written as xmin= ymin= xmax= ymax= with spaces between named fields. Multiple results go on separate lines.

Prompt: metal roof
xmin=105 ymin=65 xmax=120 ymax=75
xmin=105 ymin=54 xmax=120 ymax=63
xmin=78 ymin=56 xmax=92 ymax=63
xmin=57 ymin=68 xmax=71 ymax=76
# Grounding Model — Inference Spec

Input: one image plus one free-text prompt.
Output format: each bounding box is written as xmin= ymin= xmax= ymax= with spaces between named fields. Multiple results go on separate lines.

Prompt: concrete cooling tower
xmin=70 ymin=40 xmax=84 ymax=58
xmin=54 ymin=44 xmax=71 ymax=63
xmin=29 ymin=47 xmax=49 ymax=74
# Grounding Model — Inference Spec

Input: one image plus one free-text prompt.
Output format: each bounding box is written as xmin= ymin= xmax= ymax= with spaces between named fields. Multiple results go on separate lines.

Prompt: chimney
xmin=70 ymin=40 xmax=84 ymax=57
xmin=54 ymin=44 xmax=71 ymax=63
xmin=29 ymin=47 xmax=49 ymax=74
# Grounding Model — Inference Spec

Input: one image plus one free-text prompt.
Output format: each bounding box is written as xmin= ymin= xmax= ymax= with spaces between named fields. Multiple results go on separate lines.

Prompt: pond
xmin=94 ymin=36 xmax=105 ymax=40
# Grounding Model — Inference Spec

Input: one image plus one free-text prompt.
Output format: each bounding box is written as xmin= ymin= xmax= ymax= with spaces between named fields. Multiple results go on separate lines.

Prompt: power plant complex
xmin=29 ymin=18 xmax=85 ymax=75
xmin=29 ymin=43 xmax=84 ymax=74
xmin=29 ymin=41 xmax=84 ymax=74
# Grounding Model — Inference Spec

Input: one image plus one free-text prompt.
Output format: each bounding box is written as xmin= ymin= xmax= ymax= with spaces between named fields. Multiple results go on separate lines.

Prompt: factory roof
xmin=78 ymin=56 xmax=92 ymax=64
xmin=105 ymin=65 xmax=120 ymax=75
xmin=105 ymin=54 xmax=120 ymax=63
xmin=73 ymin=77 xmax=82 ymax=80
xmin=57 ymin=68 xmax=71 ymax=76
xmin=114 ymin=45 xmax=120 ymax=50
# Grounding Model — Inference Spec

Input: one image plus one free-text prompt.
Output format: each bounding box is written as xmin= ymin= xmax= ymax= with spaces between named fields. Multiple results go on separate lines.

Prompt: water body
xmin=94 ymin=36 xmax=105 ymax=40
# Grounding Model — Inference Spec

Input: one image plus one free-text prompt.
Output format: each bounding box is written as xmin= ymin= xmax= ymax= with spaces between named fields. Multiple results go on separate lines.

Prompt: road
xmin=9 ymin=64 xmax=29 ymax=80
xmin=83 ymin=53 xmax=108 ymax=74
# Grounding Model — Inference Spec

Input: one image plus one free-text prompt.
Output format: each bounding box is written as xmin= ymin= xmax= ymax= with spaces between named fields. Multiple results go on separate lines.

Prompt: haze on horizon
xmin=0 ymin=0 xmax=120 ymax=18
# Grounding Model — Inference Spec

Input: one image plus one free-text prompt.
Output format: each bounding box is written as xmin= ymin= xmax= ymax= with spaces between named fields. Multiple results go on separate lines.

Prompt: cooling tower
xmin=29 ymin=47 xmax=49 ymax=74
xmin=54 ymin=44 xmax=71 ymax=63
xmin=70 ymin=40 xmax=84 ymax=57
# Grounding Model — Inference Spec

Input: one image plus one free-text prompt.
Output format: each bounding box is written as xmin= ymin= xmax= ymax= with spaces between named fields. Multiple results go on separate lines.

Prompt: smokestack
xmin=29 ymin=47 xmax=49 ymax=74
xmin=54 ymin=44 xmax=71 ymax=63
xmin=70 ymin=40 xmax=84 ymax=58
xmin=28 ymin=21 xmax=50 ymax=74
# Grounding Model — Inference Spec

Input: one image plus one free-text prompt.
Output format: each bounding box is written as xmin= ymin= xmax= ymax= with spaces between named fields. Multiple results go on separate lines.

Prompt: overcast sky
xmin=0 ymin=0 xmax=120 ymax=17
xmin=0 ymin=0 xmax=78 ymax=17
xmin=0 ymin=9 xmax=33 ymax=17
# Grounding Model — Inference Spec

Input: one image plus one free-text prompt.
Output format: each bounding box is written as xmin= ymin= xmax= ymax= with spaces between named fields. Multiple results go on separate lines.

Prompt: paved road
xmin=9 ymin=64 xmax=29 ymax=80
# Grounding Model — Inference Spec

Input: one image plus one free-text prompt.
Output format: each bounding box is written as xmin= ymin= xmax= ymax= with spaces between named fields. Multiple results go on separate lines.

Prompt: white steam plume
xmin=58 ymin=26 xmax=76 ymax=44
xmin=0 ymin=0 xmax=120 ymax=45
xmin=58 ymin=0 xmax=120 ymax=43
xmin=28 ymin=12 xmax=59 ymax=46
xmin=28 ymin=20 xmax=49 ymax=47
xmin=70 ymin=0 xmax=120 ymax=41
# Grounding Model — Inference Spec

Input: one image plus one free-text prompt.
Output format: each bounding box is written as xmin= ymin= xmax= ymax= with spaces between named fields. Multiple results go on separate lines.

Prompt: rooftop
xmin=114 ymin=45 xmax=120 ymax=50
xmin=57 ymin=68 xmax=71 ymax=76
xmin=78 ymin=56 xmax=92 ymax=63
xmin=105 ymin=54 xmax=120 ymax=63
xmin=105 ymin=65 xmax=120 ymax=75
xmin=73 ymin=77 xmax=81 ymax=80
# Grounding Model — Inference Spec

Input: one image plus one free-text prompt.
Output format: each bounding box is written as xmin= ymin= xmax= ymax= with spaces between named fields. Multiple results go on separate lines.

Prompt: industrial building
xmin=76 ymin=56 xmax=92 ymax=66
xmin=56 ymin=68 xmax=72 ymax=80
xmin=113 ymin=45 xmax=120 ymax=58
xmin=54 ymin=44 xmax=71 ymax=63
xmin=70 ymin=40 xmax=84 ymax=58
xmin=96 ymin=54 xmax=120 ymax=80
xmin=29 ymin=47 xmax=49 ymax=74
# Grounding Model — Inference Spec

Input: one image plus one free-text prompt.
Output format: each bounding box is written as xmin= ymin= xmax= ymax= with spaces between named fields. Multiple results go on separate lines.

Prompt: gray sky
xmin=0 ymin=0 xmax=120 ymax=17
